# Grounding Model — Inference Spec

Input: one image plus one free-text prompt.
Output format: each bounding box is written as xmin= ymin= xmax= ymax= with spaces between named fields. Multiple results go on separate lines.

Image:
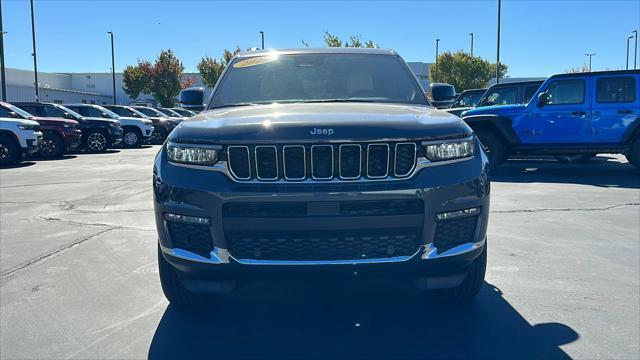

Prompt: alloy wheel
xmin=41 ymin=138 xmax=57 ymax=156
xmin=87 ymin=132 xmax=107 ymax=151
xmin=124 ymin=131 xmax=139 ymax=146
xmin=0 ymin=143 xmax=9 ymax=161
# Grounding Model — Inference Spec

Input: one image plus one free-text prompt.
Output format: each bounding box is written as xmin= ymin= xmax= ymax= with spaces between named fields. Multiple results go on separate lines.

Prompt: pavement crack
xmin=36 ymin=215 xmax=154 ymax=232
xmin=0 ymin=228 xmax=115 ymax=278
xmin=0 ymin=179 xmax=147 ymax=189
xmin=491 ymin=202 xmax=639 ymax=214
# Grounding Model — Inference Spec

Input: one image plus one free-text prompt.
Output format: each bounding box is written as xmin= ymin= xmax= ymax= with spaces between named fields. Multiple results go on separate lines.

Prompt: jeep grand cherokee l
xmin=13 ymin=102 xmax=122 ymax=152
xmin=0 ymin=117 xmax=42 ymax=165
xmin=154 ymin=48 xmax=490 ymax=305
xmin=0 ymin=102 xmax=81 ymax=158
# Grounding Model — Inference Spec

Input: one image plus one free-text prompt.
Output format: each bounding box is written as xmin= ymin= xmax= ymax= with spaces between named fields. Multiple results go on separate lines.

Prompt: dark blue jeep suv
xmin=462 ymin=70 xmax=640 ymax=168
xmin=153 ymin=48 xmax=490 ymax=304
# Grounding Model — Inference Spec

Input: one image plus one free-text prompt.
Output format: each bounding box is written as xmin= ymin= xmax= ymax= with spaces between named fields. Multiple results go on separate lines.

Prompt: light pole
xmin=586 ymin=53 xmax=596 ymax=71
xmin=633 ymin=30 xmax=638 ymax=69
xmin=29 ymin=0 xmax=39 ymax=102
xmin=0 ymin=0 xmax=6 ymax=102
xmin=469 ymin=32 xmax=474 ymax=57
xmin=496 ymin=0 xmax=502 ymax=84
xmin=627 ymin=35 xmax=634 ymax=70
xmin=107 ymin=31 xmax=116 ymax=104
xmin=434 ymin=38 xmax=440 ymax=83
xmin=260 ymin=31 xmax=264 ymax=50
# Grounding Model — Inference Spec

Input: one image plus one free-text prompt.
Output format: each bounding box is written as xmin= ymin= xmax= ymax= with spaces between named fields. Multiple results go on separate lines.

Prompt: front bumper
xmin=141 ymin=124 xmax=154 ymax=139
xmin=110 ymin=127 xmax=123 ymax=145
xmin=63 ymin=129 xmax=83 ymax=149
xmin=24 ymin=132 xmax=43 ymax=154
xmin=154 ymin=146 xmax=490 ymax=291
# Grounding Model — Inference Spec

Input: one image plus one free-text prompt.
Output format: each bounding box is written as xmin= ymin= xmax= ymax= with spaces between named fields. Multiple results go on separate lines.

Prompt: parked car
xmin=461 ymin=70 xmax=640 ymax=169
xmin=0 ymin=117 xmax=42 ymax=165
xmin=13 ymin=102 xmax=122 ymax=152
xmin=154 ymin=48 xmax=490 ymax=305
xmin=446 ymin=88 xmax=487 ymax=116
xmin=0 ymin=102 xmax=81 ymax=158
xmin=448 ymin=81 xmax=544 ymax=118
xmin=170 ymin=108 xmax=196 ymax=117
xmin=131 ymin=106 xmax=179 ymax=144
xmin=428 ymin=83 xmax=456 ymax=108
xmin=178 ymin=87 xmax=206 ymax=112
xmin=64 ymin=104 xmax=153 ymax=148
xmin=157 ymin=108 xmax=186 ymax=120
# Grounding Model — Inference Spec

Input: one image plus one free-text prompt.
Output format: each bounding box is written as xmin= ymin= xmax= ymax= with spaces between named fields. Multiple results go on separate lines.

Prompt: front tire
xmin=122 ymin=128 xmax=142 ymax=148
xmin=158 ymin=245 xmax=200 ymax=305
xmin=151 ymin=128 xmax=167 ymax=145
xmin=0 ymin=135 xmax=19 ymax=166
xmin=475 ymin=129 xmax=507 ymax=170
xmin=84 ymin=130 xmax=109 ymax=152
xmin=39 ymin=132 xmax=65 ymax=158
xmin=626 ymin=137 xmax=640 ymax=169
xmin=432 ymin=242 xmax=487 ymax=301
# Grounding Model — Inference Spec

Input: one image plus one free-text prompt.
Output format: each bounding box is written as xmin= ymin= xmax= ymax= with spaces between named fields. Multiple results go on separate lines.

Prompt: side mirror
xmin=63 ymin=112 xmax=73 ymax=119
xmin=537 ymin=92 xmax=549 ymax=107
xmin=8 ymin=111 xmax=19 ymax=118
xmin=101 ymin=113 xmax=110 ymax=118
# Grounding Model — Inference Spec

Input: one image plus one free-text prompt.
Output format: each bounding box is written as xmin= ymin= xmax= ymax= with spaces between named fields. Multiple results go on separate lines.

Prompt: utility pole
xmin=108 ymin=31 xmax=116 ymax=104
xmin=633 ymin=30 xmax=638 ymax=69
xmin=0 ymin=0 xmax=6 ymax=102
xmin=469 ymin=32 xmax=474 ymax=57
xmin=434 ymin=38 xmax=440 ymax=83
xmin=260 ymin=31 xmax=264 ymax=50
xmin=496 ymin=0 xmax=502 ymax=84
xmin=627 ymin=35 xmax=634 ymax=70
xmin=586 ymin=53 xmax=596 ymax=71
xmin=29 ymin=0 xmax=39 ymax=102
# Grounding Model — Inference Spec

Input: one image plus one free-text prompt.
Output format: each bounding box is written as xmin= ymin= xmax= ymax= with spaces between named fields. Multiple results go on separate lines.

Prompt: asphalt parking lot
xmin=1 ymin=147 xmax=638 ymax=359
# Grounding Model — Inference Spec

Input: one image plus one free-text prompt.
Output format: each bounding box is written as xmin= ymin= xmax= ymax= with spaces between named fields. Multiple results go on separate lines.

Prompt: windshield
xmin=105 ymin=106 xmax=147 ymax=118
xmin=0 ymin=102 xmax=34 ymax=119
xmin=453 ymin=91 xmax=485 ymax=108
xmin=172 ymin=108 xmax=194 ymax=117
xmin=53 ymin=105 xmax=83 ymax=119
xmin=210 ymin=53 xmax=428 ymax=109
xmin=158 ymin=108 xmax=180 ymax=117
xmin=135 ymin=107 xmax=168 ymax=118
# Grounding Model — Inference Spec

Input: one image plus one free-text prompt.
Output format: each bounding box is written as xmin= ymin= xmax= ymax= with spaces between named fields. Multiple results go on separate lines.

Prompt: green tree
xmin=323 ymin=32 xmax=377 ymax=48
xmin=148 ymin=50 xmax=185 ymax=107
xmin=122 ymin=60 xmax=151 ymax=100
xmin=430 ymin=51 xmax=507 ymax=92
xmin=197 ymin=47 xmax=242 ymax=87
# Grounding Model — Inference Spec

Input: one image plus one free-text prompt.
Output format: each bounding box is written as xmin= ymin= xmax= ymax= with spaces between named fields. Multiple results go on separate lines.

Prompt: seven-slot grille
xmin=226 ymin=143 xmax=417 ymax=181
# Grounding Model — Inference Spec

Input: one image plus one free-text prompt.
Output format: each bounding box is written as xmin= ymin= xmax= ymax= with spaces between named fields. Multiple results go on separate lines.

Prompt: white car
xmin=0 ymin=117 xmax=43 ymax=165
xmin=65 ymin=104 xmax=154 ymax=148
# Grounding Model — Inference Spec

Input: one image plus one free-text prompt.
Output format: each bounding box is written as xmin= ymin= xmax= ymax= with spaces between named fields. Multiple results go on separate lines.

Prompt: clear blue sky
xmin=2 ymin=0 xmax=639 ymax=77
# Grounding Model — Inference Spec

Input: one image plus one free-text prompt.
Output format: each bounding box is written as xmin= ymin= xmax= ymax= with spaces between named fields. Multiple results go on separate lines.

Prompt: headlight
xmin=17 ymin=124 xmax=37 ymax=130
xmin=167 ymin=142 xmax=219 ymax=165
xmin=424 ymin=139 xmax=475 ymax=161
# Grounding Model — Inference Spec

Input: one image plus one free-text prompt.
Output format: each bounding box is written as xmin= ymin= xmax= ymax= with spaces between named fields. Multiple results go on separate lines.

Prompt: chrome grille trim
xmin=282 ymin=145 xmax=306 ymax=181
xmin=227 ymin=146 xmax=251 ymax=180
xmin=366 ymin=143 xmax=390 ymax=179
xmin=338 ymin=144 xmax=362 ymax=180
xmin=254 ymin=145 xmax=278 ymax=181
xmin=310 ymin=145 xmax=334 ymax=180
xmin=394 ymin=142 xmax=417 ymax=177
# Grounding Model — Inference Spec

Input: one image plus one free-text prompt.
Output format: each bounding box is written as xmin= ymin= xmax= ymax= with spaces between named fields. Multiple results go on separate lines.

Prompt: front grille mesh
xmin=167 ymin=222 xmax=213 ymax=258
xmin=226 ymin=142 xmax=417 ymax=182
xmin=227 ymin=227 xmax=422 ymax=261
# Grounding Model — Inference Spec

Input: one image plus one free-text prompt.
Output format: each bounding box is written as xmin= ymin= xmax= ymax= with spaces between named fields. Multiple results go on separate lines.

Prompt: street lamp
xmin=633 ymin=30 xmax=638 ymax=69
xmin=434 ymin=38 xmax=440 ymax=83
xmin=469 ymin=32 xmax=474 ymax=57
xmin=496 ymin=0 xmax=502 ymax=84
xmin=0 ymin=0 xmax=6 ymax=102
xmin=626 ymin=35 xmax=634 ymax=70
xmin=107 ymin=31 xmax=116 ymax=105
xmin=260 ymin=31 xmax=264 ymax=50
xmin=585 ymin=53 xmax=596 ymax=71
xmin=29 ymin=0 xmax=39 ymax=102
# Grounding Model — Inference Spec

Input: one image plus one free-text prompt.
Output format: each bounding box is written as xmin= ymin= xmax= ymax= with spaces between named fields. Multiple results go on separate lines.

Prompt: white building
xmin=2 ymin=63 xmax=431 ymax=105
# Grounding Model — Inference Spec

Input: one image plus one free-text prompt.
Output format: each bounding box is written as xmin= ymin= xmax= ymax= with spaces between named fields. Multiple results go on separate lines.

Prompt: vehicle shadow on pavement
xmin=492 ymin=156 xmax=640 ymax=189
xmin=0 ymin=161 xmax=36 ymax=169
xmin=148 ymin=282 xmax=578 ymax=359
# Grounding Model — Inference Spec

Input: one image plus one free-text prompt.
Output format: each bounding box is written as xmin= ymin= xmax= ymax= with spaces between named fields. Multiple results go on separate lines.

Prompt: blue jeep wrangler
xmin=461 ymin=70 xmax=640 ymax=169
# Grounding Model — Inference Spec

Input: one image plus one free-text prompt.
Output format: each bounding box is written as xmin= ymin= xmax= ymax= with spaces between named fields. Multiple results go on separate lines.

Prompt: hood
xmin=32 ymin=117 xmax=78 ymax=126
xmin=462 ymin=104 xmax=527 ymax=117
xmin=83 ymin=117 xmax=121 ymax=126
xmin=172 ymin=103 xmax=472 ymax=144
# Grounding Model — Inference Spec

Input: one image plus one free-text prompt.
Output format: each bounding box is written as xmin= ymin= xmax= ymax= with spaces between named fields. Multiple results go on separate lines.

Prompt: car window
xmin=42 ymin=105 xmax=68 ymax=118
xmin=524 ymin=85 xmax=541 ymax=103
xmin=596 ymin=76 xmax=636 ymax=103
xmin=0 ymin=106 xmax=16 ymax=118
xmin=545 ymin=79 xmax=585 ymax=105
xmin=71 ymin=106 xmax=105 ymax=118
xmin=483 ymin=87 xmax=517 ymax=106
xmin=17 ymin=105 xmax=41 ymax=117
xmin=211 ymin=53 xmax=427 ymax=108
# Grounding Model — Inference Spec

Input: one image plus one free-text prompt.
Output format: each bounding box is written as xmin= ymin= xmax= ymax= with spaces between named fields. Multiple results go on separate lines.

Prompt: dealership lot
xmin=0 ymin=147 xmax=638 ymax=359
